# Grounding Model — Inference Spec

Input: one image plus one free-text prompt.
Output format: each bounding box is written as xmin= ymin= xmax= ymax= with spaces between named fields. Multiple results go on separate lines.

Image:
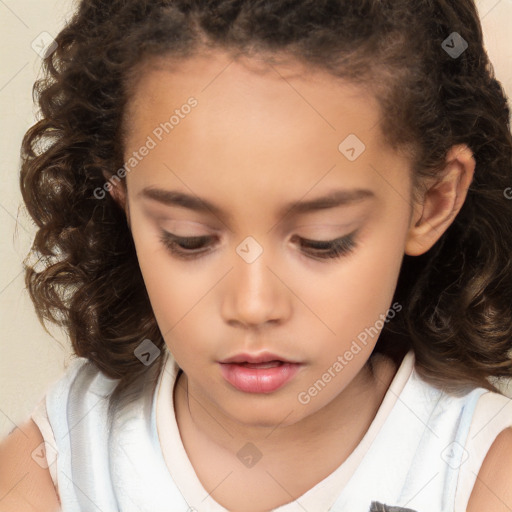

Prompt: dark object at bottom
xmin=369 ymin=502 xmax=418 ymax=512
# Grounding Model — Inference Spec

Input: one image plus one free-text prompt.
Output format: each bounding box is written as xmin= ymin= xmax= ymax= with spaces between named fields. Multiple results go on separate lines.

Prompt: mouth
xmin=235 ymin=360 xmax=285 ymax=369
xmin=218 ymin=353 xmax=302 ymax=393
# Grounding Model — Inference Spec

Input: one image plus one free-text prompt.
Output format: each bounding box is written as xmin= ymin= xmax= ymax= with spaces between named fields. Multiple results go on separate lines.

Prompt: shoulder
xmin=467 ymin=425 xmax=512 ymax=511
xmin=0 ymin=419 xmax=60 ymax=512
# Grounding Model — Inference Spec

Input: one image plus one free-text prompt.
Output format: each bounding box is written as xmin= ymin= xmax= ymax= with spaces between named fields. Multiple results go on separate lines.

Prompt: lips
xmin=218 ymin=352 xmax=302 ymax=393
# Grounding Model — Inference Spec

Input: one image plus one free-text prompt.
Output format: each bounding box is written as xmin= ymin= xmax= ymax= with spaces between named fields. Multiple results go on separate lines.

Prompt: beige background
xmin=1 ymin=0 xmax=512 ymax=438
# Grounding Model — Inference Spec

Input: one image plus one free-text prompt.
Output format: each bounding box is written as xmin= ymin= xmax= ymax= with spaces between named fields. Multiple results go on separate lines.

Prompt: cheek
xmin=297 ymin=214 xmax=408 ymax=358
xmin=129 ymin=217 xmax=206 ymax=332
xmin=134 ymin=246 xmax=218 ymax=366
xmin=346 ymin=229 xmax=405 ymax=317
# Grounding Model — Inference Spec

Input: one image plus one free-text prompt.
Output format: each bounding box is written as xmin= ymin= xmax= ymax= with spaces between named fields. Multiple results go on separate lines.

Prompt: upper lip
xmin=219 ymin=352 xmax=299 ymax=364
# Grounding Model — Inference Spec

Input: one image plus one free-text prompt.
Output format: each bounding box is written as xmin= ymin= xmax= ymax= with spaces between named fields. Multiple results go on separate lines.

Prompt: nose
xmin=220 ymin=243 xmax=291 ymax=329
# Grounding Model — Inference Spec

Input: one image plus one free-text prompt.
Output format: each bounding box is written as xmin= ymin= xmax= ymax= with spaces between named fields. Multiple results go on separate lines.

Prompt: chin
xmin=220 ymin=397 xmax=306 ymax=429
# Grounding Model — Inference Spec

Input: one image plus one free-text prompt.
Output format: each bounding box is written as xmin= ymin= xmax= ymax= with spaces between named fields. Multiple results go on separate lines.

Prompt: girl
xmin=1 ymin=1 xmax=512 ymax=511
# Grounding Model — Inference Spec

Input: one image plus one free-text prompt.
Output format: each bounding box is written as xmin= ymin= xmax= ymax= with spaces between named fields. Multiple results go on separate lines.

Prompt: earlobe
xmin=405 ymin=144 xmax=475 ymax=256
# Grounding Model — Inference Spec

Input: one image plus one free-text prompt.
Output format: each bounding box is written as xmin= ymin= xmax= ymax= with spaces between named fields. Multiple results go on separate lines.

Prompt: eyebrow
xmin=138 ymin=187 xmax=375 ymax=224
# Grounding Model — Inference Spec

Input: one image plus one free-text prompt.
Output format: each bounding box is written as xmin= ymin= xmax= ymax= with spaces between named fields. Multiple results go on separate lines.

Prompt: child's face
xmin=121 ymin=51 xmax=415 ymax=427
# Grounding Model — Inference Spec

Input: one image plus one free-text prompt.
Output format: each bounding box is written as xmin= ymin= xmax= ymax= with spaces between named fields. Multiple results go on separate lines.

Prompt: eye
xmin=292 ymin=232 xmax=357 ymax=260
xmin=159 ymin=232 xmax=213 ymax=260
xmin=159 ymin=231 xmax=358 ymax=261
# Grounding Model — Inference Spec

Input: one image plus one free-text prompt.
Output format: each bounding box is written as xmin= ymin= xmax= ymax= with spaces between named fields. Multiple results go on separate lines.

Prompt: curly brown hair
xmin=19 ymin=0 xmax=512 ymax=416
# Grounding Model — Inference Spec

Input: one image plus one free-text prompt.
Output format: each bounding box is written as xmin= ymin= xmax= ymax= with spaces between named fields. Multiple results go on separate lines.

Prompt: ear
xmin=405 ymin=144 xmax=475 ymax=256
xmin=103 ymin=173 xmax=131 ymax=228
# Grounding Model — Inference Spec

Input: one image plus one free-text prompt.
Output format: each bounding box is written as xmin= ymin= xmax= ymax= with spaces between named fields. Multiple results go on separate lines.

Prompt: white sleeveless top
xmin=30 ymin=349 xmax=512 ymax=512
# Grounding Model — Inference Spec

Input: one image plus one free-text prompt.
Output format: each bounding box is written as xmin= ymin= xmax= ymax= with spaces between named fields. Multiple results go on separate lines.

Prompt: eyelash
xmin=158 ymin=231 xmax=358 ymax=262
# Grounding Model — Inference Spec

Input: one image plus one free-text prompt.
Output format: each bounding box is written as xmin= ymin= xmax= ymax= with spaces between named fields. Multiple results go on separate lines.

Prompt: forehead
xmin=125 ymin=50 xmax=381 ymax=137
xmin=122 ymin=51 xmax=410 ymax=212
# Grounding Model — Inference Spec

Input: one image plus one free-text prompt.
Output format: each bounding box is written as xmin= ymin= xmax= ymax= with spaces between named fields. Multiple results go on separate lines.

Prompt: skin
xmin=109 ymin=50 xmax=477 ymax=510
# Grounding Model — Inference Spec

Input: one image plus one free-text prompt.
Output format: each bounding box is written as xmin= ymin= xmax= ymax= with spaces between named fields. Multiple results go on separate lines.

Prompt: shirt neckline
xmin=155 ymin=349 xmax=415 ymax=511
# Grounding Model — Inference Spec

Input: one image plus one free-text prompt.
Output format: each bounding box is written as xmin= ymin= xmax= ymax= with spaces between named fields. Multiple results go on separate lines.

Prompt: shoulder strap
xmin=66 ymin=361 xmax=120 ymax=510
xmin=45 ymin=357 xmax=120 ymax=511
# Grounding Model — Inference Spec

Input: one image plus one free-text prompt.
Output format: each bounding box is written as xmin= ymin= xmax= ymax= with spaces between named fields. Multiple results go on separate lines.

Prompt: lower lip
xmin=218 ymin=362 xmax=302 ymax=393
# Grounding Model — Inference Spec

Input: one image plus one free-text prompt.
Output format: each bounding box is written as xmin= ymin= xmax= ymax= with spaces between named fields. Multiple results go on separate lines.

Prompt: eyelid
xmin=161 ymin=232 xmax=212 ymax=246
xmin=293 ymin=233 xmax=353 ymax=245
